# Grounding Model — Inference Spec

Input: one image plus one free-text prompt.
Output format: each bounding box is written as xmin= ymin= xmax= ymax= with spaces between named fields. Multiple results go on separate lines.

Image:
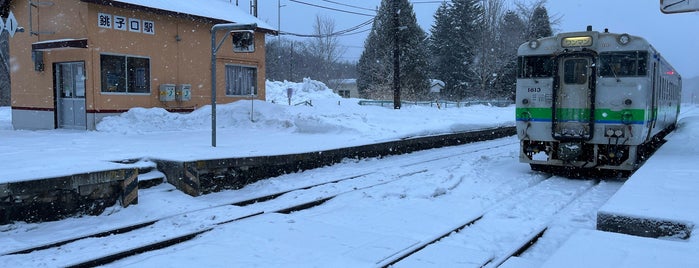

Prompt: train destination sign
xmin=561 ymin=36 xmax=593 ymax=48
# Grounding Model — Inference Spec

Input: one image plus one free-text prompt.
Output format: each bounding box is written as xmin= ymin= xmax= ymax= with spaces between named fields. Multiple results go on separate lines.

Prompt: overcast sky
xmin=245 ymin=0 xmax=699 ymax=78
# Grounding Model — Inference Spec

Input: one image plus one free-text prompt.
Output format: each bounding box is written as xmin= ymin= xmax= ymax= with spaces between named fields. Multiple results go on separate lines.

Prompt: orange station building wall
xmin=9 ymin=0 xmax=268 ymax=130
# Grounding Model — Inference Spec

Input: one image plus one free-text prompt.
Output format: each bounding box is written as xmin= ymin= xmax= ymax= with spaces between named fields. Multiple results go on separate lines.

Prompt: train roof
xmin=517 ymin=29 xmax=651 ymax=56
xmin=517 ymin=28 xmax=680 ymax=79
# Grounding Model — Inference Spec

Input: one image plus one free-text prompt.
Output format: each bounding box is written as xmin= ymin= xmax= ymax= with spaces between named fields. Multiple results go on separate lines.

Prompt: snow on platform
xmin=539 ymin=110 xmax=699 ymax=267
xmin=597 ymin=114 xmax=699 ymax=239
xmin=540 ymin=229 xmax=698 ymax=268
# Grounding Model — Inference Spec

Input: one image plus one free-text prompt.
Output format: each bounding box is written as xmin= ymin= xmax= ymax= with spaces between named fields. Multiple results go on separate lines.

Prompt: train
xmin=515 ymin=26 xmax=681 ymax=175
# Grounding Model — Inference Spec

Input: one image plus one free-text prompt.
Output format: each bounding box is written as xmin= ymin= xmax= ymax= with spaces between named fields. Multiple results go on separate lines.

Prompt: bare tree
xmin=305 ymin=14 xmax=346 ymax=84
xmin=514 ymin=0 xmax=560 ymax=36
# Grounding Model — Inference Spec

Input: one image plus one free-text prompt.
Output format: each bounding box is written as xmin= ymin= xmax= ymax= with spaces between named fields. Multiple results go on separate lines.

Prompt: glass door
xmin=552 ymin=56 xmax=594 ymax=140
xmin=55 ymin=62 xmax=86 ymax=129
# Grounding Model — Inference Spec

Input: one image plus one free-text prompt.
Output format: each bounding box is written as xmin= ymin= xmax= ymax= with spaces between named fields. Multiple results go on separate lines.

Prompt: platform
xmin=1 ymin=127 xmax=515 ymax=223
xmin=596 ymin=128 xmax=699 ymax=239
xmin=0 ymin=168 xmax=138 ymax=224
xmin=157 ymin=127 xmax=516 ymax=196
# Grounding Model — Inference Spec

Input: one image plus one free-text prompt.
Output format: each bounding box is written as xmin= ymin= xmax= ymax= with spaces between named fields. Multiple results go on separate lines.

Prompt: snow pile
xmin=96 ymin=79 xmax=344 ymax=135
xmin=96 ymin=101 xmax=293 ymax=135
xmin=265 ymin=78 xmax=342 ymax=105
xmin=0 ymin=107 xmax=10 ymax=130
xmin=96 ymin=79 xmax=511 ymax=137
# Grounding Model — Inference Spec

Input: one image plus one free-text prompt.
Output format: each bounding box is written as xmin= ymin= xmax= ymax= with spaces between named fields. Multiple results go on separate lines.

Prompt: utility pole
xmin=392 ymin=0 xmax=401 ymax=109
xmin=278 ymin=0 xmax=284 ymax=43
xmin=250 ymin=0 xmax=258 ymax=17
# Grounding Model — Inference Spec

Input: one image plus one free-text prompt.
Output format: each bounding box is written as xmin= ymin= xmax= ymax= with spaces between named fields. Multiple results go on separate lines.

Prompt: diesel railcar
xmin=516 ymin=27 xmax=681 ymax=174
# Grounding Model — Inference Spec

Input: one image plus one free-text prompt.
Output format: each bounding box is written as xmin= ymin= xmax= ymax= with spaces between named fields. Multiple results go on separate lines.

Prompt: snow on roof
xmin=108 ymin=0 xmax=275 ymax=31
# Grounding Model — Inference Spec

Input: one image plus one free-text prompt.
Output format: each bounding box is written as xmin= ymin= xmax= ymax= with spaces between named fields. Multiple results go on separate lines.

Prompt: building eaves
xmin=81 ymin=0 xmax=278 ymax=34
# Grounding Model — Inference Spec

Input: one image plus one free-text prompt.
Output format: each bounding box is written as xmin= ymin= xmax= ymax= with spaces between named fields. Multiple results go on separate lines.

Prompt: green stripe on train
xmin=515 ymin=108 xmax=648 ymax=123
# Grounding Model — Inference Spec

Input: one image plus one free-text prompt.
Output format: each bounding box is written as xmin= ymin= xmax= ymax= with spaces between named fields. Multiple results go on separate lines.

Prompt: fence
xmin=357 ymin=99 xmax=513 ymax=108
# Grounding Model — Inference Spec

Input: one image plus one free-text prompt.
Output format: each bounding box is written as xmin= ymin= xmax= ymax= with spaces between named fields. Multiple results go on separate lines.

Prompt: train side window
xmin=518 ymin=56 xmax=553 ymax=78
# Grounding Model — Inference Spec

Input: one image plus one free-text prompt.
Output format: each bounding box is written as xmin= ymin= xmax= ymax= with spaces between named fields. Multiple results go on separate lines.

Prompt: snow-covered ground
xmin=1 ymin=80 xmax=698 ymax=267
xmin=0 ymin=79 xmax=513 ymax=183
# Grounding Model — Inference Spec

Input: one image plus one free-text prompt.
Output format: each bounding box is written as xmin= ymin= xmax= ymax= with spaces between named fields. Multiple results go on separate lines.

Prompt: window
xmin=599 ymin=51 xmax=648 ymax=77
xmin=100 ymin=54 xmax=150 ymax=93
xmin=563 ymin=59 xmax=589 ymax=84
xmin=225 ymin=65 xmax=257 ymax=96
xmin=338 ymin=90 xmax=350 ymax=98
xmin=517 ymin=56 xmax=554 ymax=78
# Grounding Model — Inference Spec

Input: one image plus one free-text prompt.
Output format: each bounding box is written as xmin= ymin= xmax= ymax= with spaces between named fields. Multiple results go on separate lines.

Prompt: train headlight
xmin=615 ymin=129 xmax=623 ymax=137
xmin=617 ymin=34 xmax=631 ymax=45
xmin=528 ymin=40 xmax=540 ymax=49
xmin=624 ymin=99 xmax=633 ymax=106
xmin=522 ymin=98 xmax=530 ymax=105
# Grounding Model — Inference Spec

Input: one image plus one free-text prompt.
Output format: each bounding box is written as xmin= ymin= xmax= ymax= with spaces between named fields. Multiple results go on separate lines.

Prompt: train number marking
xmin=527 ymin=87 xmax=541 ymax=93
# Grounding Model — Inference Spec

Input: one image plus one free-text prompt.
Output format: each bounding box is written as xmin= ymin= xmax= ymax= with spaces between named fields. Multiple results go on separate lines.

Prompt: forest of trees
xmin=266 ymin=0 xmax=554 ymax=102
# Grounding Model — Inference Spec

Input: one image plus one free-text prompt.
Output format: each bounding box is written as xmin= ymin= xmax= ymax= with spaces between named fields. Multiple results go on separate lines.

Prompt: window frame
xmin=517 ymin=55 xmax=554 ymax=78
xmin=225 ymin=64 xmax=258 ymax=97
xmin=100 ymin=53 xmax=151 ymax=95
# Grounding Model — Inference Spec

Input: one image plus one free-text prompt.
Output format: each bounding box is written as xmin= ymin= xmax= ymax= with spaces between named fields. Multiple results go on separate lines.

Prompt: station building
xmin=3 ymin=0 xmax=274 ymax=130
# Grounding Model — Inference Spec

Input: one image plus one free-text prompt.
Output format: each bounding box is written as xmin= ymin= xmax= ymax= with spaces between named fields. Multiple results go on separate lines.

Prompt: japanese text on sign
xmin=98 ymin=13 xmax=154 ymax=35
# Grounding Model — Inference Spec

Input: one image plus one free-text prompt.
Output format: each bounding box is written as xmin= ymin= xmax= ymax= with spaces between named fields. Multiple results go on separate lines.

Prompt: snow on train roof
xmin=108 ymin=0 xmax=275 ymax=31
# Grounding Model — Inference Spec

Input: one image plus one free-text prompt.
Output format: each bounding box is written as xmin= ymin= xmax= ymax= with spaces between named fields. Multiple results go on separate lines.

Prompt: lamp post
xmin=210 ymin=23 xmax=257 ymax=147
xmin=392 ymin=0 xmax=401 ymax=110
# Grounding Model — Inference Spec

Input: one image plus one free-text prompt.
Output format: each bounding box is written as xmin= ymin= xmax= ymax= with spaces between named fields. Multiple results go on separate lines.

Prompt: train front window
xmin=563 ymin=59 xmax=589 ymax=84
xmin=599 ymin=51 xmax=648 ymax=77
xmin=518 ymin=56 xmax=553 ymax=78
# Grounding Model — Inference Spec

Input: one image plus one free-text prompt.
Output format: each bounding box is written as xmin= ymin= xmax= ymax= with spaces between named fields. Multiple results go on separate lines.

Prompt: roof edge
xmin=80 ymin=0 xmax=277 ymax=34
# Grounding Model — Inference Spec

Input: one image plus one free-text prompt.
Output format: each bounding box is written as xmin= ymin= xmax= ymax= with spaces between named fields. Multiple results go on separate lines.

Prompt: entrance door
xmin=55 ymin=62 xmax=86 ymax=129
xmin=552 ymin=56 xmax=595 ymax=140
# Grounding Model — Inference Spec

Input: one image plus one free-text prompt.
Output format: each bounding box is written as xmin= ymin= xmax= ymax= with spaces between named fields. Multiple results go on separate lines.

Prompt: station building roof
xmin=3 ymin=0 xmax=277 ymax=33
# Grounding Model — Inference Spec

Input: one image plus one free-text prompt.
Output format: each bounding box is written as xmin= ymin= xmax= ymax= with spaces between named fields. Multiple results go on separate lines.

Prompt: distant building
xmin=3 ymin=0 xmax=275 ymax=130
xmin=429 ymin=79 xmax=444 ymax=99
xmin=328 ymin=79 xmax=358 ymax=98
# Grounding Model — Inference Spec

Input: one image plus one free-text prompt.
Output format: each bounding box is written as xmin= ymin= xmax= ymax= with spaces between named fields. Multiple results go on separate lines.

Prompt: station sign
xmin=1 ymin=11 xmax=19 ymax=37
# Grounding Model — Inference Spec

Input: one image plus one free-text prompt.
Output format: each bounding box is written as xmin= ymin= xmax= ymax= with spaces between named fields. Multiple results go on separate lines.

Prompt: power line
xmin=411 ymin=1 xmax=448 ymax=3
xmin=320 ymin=0 xmax=377 ymax=12
xmin=280 ymin=17 xmax=374 ymax=38
xmin=288 ymin=0 xmax=374 ymax=17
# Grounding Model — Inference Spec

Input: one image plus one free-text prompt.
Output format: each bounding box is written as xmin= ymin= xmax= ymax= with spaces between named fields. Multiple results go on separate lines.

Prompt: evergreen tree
xmin=427 ymin=2 xmax=453 ymax=95
xmin=527 ymin=6 xmax=552 ymax=39
xmin=357 ymin=0 xmax=430 ymax=101
xmin=429 ymin=0 xmax=483 ymax=101
xmin=491 ymin=10 xmax=527 ymax=99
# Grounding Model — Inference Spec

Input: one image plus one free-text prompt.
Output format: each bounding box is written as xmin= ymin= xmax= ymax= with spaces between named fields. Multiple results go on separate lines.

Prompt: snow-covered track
xmin=381 ymin=177 xmax=602 ymax=268
xmin=1 ymin=139 xmax=521 ymax=266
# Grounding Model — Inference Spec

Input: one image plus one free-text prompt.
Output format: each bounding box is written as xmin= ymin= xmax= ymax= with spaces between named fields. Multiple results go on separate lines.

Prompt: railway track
xmin=0 ymin=138 xmax=519 ymax=267
xmin=381 ymin=178 xmax=622 ymax=268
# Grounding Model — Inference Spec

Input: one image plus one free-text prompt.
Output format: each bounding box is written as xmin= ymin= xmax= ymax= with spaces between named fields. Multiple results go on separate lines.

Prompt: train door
xmin=552 ymin=55 xmax=595 ymax=140
xmin=55 ymin=62 xmax=87 ymax=129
